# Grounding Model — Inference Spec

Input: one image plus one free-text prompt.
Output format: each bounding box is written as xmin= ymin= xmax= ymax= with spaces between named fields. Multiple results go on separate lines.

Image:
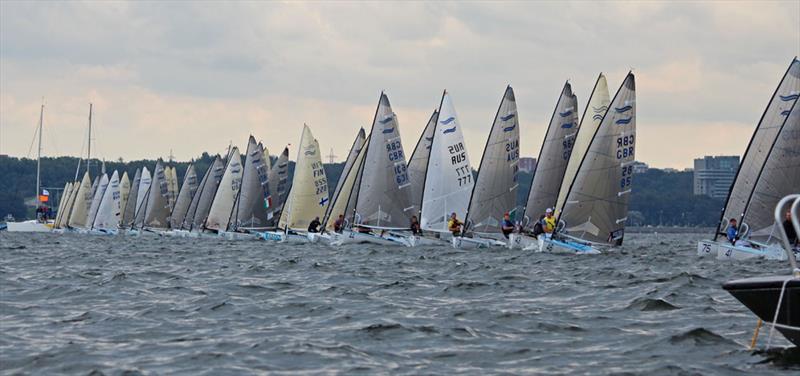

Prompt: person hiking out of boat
xmin=784 ymin=210 xmax=798 ymax=246
xmin=501 ymin=212 xmax=514 ymax=238
xmin=541 ymin=208 xmax=556 ymax=234
xmin=531 ymin=215 xmax=545 ymax=238
xmin=410 ymin=215 xmax=421 ymax=235
xmin=726 ymin=218 xmax=738 ymax=244
xmin=308 ymin=217 xmax=321 ymax=233
xmin=448 ymin=212 xmax=463 ymax=236
xmin=333 ymin=215 xmax=345 ymax=233
xmin=356 ymin=225 xmax=372 ymax=234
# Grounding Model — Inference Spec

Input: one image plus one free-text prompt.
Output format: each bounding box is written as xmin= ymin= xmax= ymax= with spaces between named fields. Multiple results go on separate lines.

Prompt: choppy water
xmin=1 ymin=232 xmax=798 ymax=375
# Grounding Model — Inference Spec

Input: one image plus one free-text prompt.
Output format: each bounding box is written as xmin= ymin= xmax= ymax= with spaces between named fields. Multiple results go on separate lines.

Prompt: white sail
xmin=278 ymin=124 xmax=329 ymax=230
xmin=556 ymin=74 xmax=610 ymax=216
xmin=170 ymin=163 xmax=199 ymax=229
xmin=54 ymin=182 xmax=72 ymax=228
xmin=407 ymin=110 xmax=438 ymax=215
xmin=742 ymin=94 xmax=800 ymax=242
xmin=230 ymin=137 xmax=273 ymax=231
xmin=716 ymin=58 xmax=800 ymax=239
xmin=121 ymin=168 xmax=141 ymax=228
xmin=142 ymin=161 xmax=171 ymax=229
xmin=169 ymin=166 xmax=180 ymax=210
xmin=67 ymin=172 xmax=93 ymax=229
xmin=267 ymin=147 xmax=290 ymax=223
xmin=205 ymin=147 xmax=243 ymax=231
xmin=92 ymin=170 xmax=121 ymax=230
xmin=62 ymin=180 xmax=81 ymax=228
xmin=420 ymin=91 xmax=474 ymax=232
xmin=325 ymin=136 xmax=368 ymax=232
xmin=119 ymin=171 xmax=130 ymax=222
xmin=185 ymin=156 xmax=225 ymax=230
xmin=465 ymin=86 xmax=520 ymax=234
xmin=354 ymin=93 xmax=413 ymax=228
xmin=322 ymin=128 xmax=366 ymax=228
xmin=558 ymin=73 xmax=636 ymax=245
xmin=524 ymin=82 xmax=580 ymax=223
xmin=134 ymin=167 xmax=152 ymax=221
xmin=86 ymin=173 xmax=109 ymax=227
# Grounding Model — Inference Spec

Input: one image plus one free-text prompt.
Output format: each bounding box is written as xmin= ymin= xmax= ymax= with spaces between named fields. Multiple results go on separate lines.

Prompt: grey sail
xmin=322 ymin=128 xmax=366 ymax=228
xmin=524 ymin=82 xmax=580 ymax=222
xmin=121 ymin=168 xmax=141 ymax=228
xmin=559 ymin=73 xmax=636 ymax=245
xmin=143 ymin=161 xmax=171 ymax=229
xmin=345 ymin=147 xmax=367 ymax=227
xmin=231 ymin=136 xmax=273 ymax=231
xmin=715 ymin=58 xmax=800 ymax=239
xmin=87 ymin=173 xmax=109 ymax=228
xmin=267 ymin=147 xmax=290 ymax=224
xmin=186 ymin=156 xmax=225 ymax=231
xmin=465 ymin=86 xmax=520 ymax=235
xmin=742 ymin=97 xmax=800 ymax=242
xmin=407 ymin=110 xmax=438 ymax=216
xmin=169 ymin=164 xmax=199 ymax=229
xmin=354 ymin=93 xmax=413 ymax=228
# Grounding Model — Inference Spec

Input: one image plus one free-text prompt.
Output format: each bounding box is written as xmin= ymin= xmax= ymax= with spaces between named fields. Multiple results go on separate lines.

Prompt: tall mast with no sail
xmin=36 ymin=101 xmax=44 ymax=204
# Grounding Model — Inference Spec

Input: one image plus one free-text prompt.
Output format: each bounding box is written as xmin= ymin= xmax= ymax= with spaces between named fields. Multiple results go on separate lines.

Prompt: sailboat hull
xmin=6 ymin=220 xmax=52 ymax=232
xmin=508 ymin=233 xmax=537 ymax=249
xmin=697 ymin=240 xmax=720 ymax=257
xmin=259 ymin=231 xmax=310 ymax=243
xmin=330 ymin=230 xmax=409 ymax=246
xmin=717 ymin=242 xmax=789 ymax=261
xmin=723 ymin=275 xmax=800 ymax=346
xmin=527 ymin=236 xmax=602 ymax=254
xmin=217 ymin=231 xmax=259 ymax=241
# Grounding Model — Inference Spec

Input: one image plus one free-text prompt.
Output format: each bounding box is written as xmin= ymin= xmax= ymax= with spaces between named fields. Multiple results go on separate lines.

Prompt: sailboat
xmin=261 ymin=124 xmax=329 ymax=242
xmin=89 ymin=170 xmax=121 ymax=235
xmin=330 ymin=93 xmax=414 ymax=246
xmin=532 ymin=72 xmax=637 ymax=254
xmin=168 ymin=163 xmax=199 ymax=231
xmin=66 ymin=172 xmax=93 ymax=231
xmin=8 ymin=103 xmax=52 ymax=232
xmin=510 ymin=80 xmax=591 ymax=249
xmin=133 ymin=161 xmax=172 ymax=234
xmin=120 ymin=168 xmax=141 ymax=229
xmin=453 ymin=86 xmax=520 ymax=249
xmin=181 ymin=155 xmax=225 ymax=237
xmin=323 ymin=130 xmax=368 ymax=240
xmin=698 ymin=57 xmax=800 ymax=259
xmin=224 ymin=137 xmax=273 ymax=240
xmin=204 ymin=147 xmax=243 ymax=235
xmin=407 ymin=111 xmax=438 ymax=212
xmin=417 ymin=90 xmax=475 ymax=243
xmin=52 ymin=182 xmax=73 ymax=230
xmin=119 ymin=172 xmax=131 ymax=222
xmin=266 ymin=147 xmax=290 ymax=226
xmin=722 ymin=194 xmax=800 ymax=346
xmin=321 ymin=128 xmax=366 ymax=234
xmin=86 ymin=172 xmax=110 ymax=232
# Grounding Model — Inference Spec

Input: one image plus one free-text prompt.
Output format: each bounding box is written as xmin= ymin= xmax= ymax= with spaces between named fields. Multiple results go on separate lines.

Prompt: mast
xmin=36 ymin=101 xmax=44 ymax=205
xmin=87 ymin=103 xmax=93 ymax=178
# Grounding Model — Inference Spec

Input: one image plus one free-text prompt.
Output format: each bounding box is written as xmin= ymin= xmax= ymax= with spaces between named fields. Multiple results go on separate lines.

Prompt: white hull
xmin=507 ymin=233 xmax=537 ymax=249
xmin=218 ymin=231 xmax=258 ymax=241
xmin=405 ymin=235 xmax=447 ymax=247
xmin=451 ymin=236 xmax=506 ymax=249
xmin=526 ymin=236 xmax=602 ymax=255
xmin=87 ymin=228 xmax=119 ymax=236
xmin=696 ymin=240 xmax=720 ymax=257
xmin=259 ymin=231 xmax=311 ymax=243
xmin=330 ymin=230 xmax=409 ymax=246
xmin=716 ymin=242 xmax=787 ymax=261
xmin=6 ymin=220 xmax=52 ymax=232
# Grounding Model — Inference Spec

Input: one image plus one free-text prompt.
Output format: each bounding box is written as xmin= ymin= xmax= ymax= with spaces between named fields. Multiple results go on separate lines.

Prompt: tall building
xmin=693 ymin=156 xmax=739 ymax=199
xmin=518 ymin=157 xmax=537 ymax=173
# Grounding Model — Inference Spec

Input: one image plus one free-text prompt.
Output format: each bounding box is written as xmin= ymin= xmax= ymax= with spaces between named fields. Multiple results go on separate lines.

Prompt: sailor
xmin=726 ymin=218 xmax=738 ymax=244
xmin=333 ymin=214 xmax=345 ymax=233
xmin=541 ymin=208 xmax=556 ymax=233
xmin=308 ymin=216 xmax=321 ymax=233
xmin=501 ymin=212 xmax=514 ymax=238
xmin=448 ymin=212 xmax=463 ymax=236
xmin=410 ymin=215 xmax=421 ymax=235
xmin=784 ymin=210 xmax=798 ymax=246
xmin=531 ymin=215 xmax=545 ymax=238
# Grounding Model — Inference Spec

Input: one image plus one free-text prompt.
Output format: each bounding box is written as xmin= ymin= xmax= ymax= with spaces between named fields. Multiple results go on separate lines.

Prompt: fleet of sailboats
xmin=9 ymin=65 xmax=795 ymax=261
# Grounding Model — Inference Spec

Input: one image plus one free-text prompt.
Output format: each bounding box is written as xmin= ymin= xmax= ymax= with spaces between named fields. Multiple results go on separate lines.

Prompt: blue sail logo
xmin=442 ymin=126 xmax=457 ymax=134
xmin=592 ymin=105 xmax=608 ymax=113
xmin=382 ymin=127 xmax=395 ymax=134
xmin=439 ymin=116 xmax=456 ymax=125
xmin=501 ymin=113 xmax=516 ymax=121
xmin=561 ymin=122 xmax=574 ymax=129
xmin=780 ymin=93 xmax=800 ymax=101
xmin=379 ymin=115 xmax=394 ymax=124
xmin=615 ymin=105 xmax=633 ymax=113
xmin=304 ymin=145 xmax=317 ymax=156
xmin=503 ymin=124 xmax=516 ymax=132
xmin=558 ymin=109 xmax=573 ymax=117
xmin=615 ymin=117 xmax=633 ymax=125
xmin=592 ymin=114 xmax=604 ymax=121
xmin=781 ymin=110 xmax=791 ymax=116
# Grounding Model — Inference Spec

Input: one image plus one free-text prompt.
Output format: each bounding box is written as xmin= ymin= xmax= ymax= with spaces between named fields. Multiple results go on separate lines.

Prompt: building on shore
xmin=693 ymin=155 xmax=739 ymax=199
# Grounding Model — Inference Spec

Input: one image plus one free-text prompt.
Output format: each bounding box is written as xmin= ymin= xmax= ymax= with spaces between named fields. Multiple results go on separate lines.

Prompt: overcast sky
xmin=1 ymin=1 xmax=798 ymax=168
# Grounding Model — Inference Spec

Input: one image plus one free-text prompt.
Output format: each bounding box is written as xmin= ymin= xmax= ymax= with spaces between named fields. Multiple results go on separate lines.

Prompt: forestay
xmin=715 ymin=58 xmax=800 ymax=240
xmin=354 ymin=93 xmax=413 ymax=228
xmin=556 ymin=74 xmax=610 ymax=214
xmin=421 ymin=91 xmax=474 ymax=232
xmin=205 ymin=147 xmax=243 ymax=232
xmin=558 ymin=73 xmax=636 ymax=245
xmin=466 ymin=86 xmax=520 ymax=234
xmin=278 ymin=125 xmax=329 ymax=230
xmin=524 ymin=82 xmax=579 ymax=223
xmin=407 ymin=110 xmax=438 ymax=216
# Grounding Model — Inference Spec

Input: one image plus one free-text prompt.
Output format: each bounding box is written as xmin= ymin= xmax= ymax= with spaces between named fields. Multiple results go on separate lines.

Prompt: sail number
xmin=620 ymin=165 xmax=633 ymax=188
xmin=616 ymin=135 xmax=635 ymax=160
xmin=386 ymin=140 xmax=405 ymax=162
xmin=449 ymin=142 xmax=471 ymax=186
xmin=312 ymin=161 xmax=328 ymax=195
xmin=562 ymin=136 xmax=575 ymax=160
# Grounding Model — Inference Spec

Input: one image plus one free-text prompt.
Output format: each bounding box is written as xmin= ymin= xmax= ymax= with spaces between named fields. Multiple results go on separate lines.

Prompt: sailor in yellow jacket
xmin=541 ymin=208 xmax=556 ymax=234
